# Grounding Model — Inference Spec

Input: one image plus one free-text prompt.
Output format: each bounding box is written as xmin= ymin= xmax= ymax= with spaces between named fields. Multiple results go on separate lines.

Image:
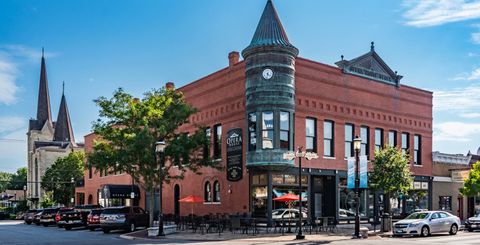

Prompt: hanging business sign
xmin=359 ymin=155 xmax=368 ymax=189
xmin=226 ymin=128 xmax=243 ymax=182
xmin=347 ymin=157 xmax=355 ymax=189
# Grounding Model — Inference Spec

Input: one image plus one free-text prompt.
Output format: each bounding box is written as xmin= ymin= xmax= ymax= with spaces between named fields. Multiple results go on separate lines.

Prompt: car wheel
xmin=102 ymin=229 xmax=110 ymax=234
xmin=129 ymin=222 xmax=136 ymax=232
xmin=421 ymin=226 xmax=430 ymax=237
xmin=42 ymin=224 xmax=48 ymax=227
xmin=449 ymin=224 xmax=458 ymax=235
xmin=89 ymin=227 xmax=95 ymax=231
xmin=26 ymin=221 xmax=31 ymax=225
xmin=468 ymin=228 xmax=473 ymax=232
xmin=35 ymin=223 xmax=40 ymax=226
xmin=65 ymin=226 xmax=72 ymax=231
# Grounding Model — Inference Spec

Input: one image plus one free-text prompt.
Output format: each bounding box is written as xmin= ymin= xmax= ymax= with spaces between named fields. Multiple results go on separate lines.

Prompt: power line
xmin=0 ymin=138 xmax=25 ymax=142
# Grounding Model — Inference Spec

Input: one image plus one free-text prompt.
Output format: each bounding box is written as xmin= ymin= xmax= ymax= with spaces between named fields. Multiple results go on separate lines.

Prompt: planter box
xmin=147 ymin=225 xmax=177 ymax=236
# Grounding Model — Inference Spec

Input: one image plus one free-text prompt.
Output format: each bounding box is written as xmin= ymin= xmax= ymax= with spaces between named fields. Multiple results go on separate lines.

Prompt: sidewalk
xmin=120 ymin=225 xmax=383 ymax=243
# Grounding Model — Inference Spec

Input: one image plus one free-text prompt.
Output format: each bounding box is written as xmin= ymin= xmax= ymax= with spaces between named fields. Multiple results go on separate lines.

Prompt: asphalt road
xmin=1 ymin=220 xmax=480 ymax=245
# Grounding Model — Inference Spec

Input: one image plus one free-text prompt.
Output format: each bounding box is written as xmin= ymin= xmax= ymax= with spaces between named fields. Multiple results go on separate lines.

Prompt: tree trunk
xmin=384 ymin=192 xmax=391 ymax=215
xmin=148 ymin=187 xmax=154 ymax=227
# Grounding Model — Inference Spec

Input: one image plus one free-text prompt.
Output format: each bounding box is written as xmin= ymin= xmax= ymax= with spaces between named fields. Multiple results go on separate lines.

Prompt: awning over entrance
xmin=100 ymin=184 xmax=140 ymax=199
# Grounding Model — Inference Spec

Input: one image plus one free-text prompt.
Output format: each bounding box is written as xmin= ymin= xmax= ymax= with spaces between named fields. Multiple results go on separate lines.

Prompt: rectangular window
xmin=306 ymin=118 xmax=317 ymax=152
xmin=262 ymin=112 xmax=274 ymax=149
xmin=280 ymin=112 xmax=290 ymax=150
xmin=414 ymin=135 xmax=421 ymax=165
xmin=439 ymin=196 xmax=452 ymax=210
xmin=213 ymin=124 xmax=222 ymax=159
xmin=360 ymin=126 xmax=369 ymax=157
xmin=204 ymin=127 xmax=211 ymax=159
xmin=324 ymin=120 xmax=334 ymax=157
xmin=88 ymin=163 xmax=92 ymax=179
xmin=401 ymin=132 xmax=409 ymax=154
xmin=388 ymin=130 xmax=397 ymax=147
xmin=248 ymin=113 xmax=257 ymax=151
xmin=374 ymin=128 xmax=383 ymax=151
xmin=345 ymin=124 xmax=354 ymax=158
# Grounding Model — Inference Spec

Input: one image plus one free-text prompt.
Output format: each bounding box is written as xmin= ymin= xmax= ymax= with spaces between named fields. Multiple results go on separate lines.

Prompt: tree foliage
xmin=41 ymin=152 xmax=84 ymax=206
xmin=460 ymin=161 xmax=480 ymax=197
xmin=8 ymin=167 xmax=27 ymax=190
xmin=369 ymin=146 xmax=413 ymax=203
xmin=0 ymin=172 xmax=12 ymax=193
xmin=88 ymin=87 xmax=219 ymax=224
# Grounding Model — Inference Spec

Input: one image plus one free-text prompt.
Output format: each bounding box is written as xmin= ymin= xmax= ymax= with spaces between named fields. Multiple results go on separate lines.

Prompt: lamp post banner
xmin=226 ymin=128 xmax=243 ymax=181
xmin=347 ymin=157 xmax=355 ymax=189
xmin=359 ymin=155 xmax=368 ymax=189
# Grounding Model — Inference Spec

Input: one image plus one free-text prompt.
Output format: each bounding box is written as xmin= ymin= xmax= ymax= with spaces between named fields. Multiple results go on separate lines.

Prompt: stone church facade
xmin=27 ymin=51 xmax=83 ymax=208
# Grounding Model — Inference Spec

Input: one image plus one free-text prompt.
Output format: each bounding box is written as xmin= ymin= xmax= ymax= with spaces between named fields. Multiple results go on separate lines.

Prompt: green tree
xmin=41 ymin=152 xmax=84 ymax=206
xmin=40 ymin=191 xmax=56 ymax=208
xmin=8 ymin=167 xmax=27 ymax=190
xmin=460 ymin=161 xmax=480 ymax=197
xmin=369 ymin=146 xmax=413 ymax=213
xmin=88 ymin=87 xmax=219 ymax=226
xmin=0 ymin=172 xmax=12 ymax=192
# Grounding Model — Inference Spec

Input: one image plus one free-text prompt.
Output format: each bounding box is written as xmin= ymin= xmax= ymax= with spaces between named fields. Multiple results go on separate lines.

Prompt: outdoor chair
xmin=230 ymin=217 xmax=242 ymax=234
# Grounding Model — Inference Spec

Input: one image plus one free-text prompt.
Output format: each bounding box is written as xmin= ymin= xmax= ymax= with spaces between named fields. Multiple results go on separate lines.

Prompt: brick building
xmin=76 ymin=0 xmax=433 ymax=223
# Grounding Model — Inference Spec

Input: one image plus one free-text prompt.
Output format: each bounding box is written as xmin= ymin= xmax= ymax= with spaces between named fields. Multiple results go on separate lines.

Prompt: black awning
xmin=100 ymin=184 xmax=140 ymax=199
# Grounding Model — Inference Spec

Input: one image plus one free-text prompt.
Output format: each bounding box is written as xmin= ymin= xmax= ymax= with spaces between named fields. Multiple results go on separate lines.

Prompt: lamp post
xmin=71 ymin=177 xmax=75 ymax=206
xmin=23 ymin=185 xmax=27 ymax=203
xmin=283 ymin=146 xmax=318 ymax=240
xmin=155 ymin=141 xmax=166 ymax=236
xmin=353 ymin=136 xmax=362 ymax=239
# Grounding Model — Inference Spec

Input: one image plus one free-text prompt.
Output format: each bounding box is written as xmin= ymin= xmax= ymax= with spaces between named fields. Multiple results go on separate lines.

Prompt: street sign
xmin=283 ymin=152 xmax=296 ymax=161
xmin=304 ymin=152 xmax=319 ymax=160
xmin=226 ymin=128 xmax=243 ymax=181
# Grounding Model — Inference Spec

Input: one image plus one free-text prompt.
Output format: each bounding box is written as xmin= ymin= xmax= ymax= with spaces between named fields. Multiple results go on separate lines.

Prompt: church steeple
xmin=36 ymin=48 xmax=52 ymax=127
xmin=53 ymin=83 xmax=75 ymax=143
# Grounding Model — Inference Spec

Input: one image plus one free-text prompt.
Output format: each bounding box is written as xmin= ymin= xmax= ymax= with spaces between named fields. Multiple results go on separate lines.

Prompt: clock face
xmin=262 ymin=68 xmax=273 ymax=80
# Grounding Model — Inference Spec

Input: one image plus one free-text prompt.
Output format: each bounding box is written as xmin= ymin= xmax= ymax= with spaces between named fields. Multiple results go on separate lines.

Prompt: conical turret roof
xmin=53 ymin=85 xmax=75 ymax=144
xmin=36 ymin=49 xmax=52 ymax=126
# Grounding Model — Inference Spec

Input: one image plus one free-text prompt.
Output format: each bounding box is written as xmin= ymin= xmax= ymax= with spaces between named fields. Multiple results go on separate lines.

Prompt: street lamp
xmin=23 ymin=185 xmax=26 ymax=202
xmin=155 ymin=140 xmax=166 ymax=236
xmin=71 ymin=177 xmax=75 ymax=206
xmin=353 ymin=135 xmax=362 ymax=239
xmin=283 ymin=147 xmax=318 ymax=240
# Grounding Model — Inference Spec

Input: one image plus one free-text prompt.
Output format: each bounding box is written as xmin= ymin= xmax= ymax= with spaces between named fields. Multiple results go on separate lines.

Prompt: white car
xmin=393 ymin=211 xmax=460 ymax=237
xmin=272 ymin=209 xmax=307 ymax=220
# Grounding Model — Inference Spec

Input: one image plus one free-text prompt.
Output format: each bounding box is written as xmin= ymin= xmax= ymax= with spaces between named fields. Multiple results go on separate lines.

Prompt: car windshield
xmin=90 ymin=209 xmax=103 ymax=215
xmin=272 ymin=210 xmax=285 ymax=215
xmin=405 ymin=212 xmax=429 ymax=219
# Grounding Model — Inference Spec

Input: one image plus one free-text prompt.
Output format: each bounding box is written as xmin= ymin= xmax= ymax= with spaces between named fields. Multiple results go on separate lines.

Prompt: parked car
xmin=39 ymin=208 xmax=59 ymax=227
xmin=63 ymin=204 xmax=102 ymax=230
xmin=272 ymin=208 xmax=307 ymax=220
xmin=393 ymin=211 xmax=460 ymax=237
xmin=465 ymin=213 xmax=480 ymax=232
xmin=100 ymin=206 xmax=149 ymax=233
xmin=24 ymin=209 xmax=39 ymax=225
xmin=55 ymin=207 xmax=74 ymax=228
xmin=86 ymin=208 xmax=104 ymax=231
xmin=33 ymin=209 xmax=44 ymax=226
xmin=339 ymin=208 xmax=356 ymax=217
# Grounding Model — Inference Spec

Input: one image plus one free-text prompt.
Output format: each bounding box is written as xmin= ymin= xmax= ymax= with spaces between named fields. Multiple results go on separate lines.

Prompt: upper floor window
xmin=374 ymin=128 xmax=383 ymax=151
xmin=324 ymin=120 xmax=334 ymax=157
xmin=388 ymin=130 xmax=397 ymax=147
xmin=401 ymin=132 xmax=409 ymax=154
xmin=345 ymin=124 xmax=354 ymax=158
xmin=414 ymin=135 xmax=421 ymax=165
xmin=360 ymin=126 xmax=369 ymax=157
xmin=306 ymin=118 xmax=317 ymax=152
xmin=213 ymin=124 xmax=222 ymax=159
xmin=213 ymin=181 xmax=220 ymax=203
xmin=204 ymin=127 xmax=211 ymax=159
xmin=262 ymin=112 xmax=274 ymax=149
xmin=280 ymin=112 xmax=290 ymax=150
xmin=204 ymin=181 xmax=211 ymax=202
xmin=88 ymin=163 xmax=93 ymax=179
xmin=248 ymin=113 xmax=257 ymax=151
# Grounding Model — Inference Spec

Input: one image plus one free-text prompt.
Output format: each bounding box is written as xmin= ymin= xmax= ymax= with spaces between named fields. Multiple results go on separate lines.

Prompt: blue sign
xmin=359 ymin=156 xmax=368 ymax=189
xmin=347 ymin=157 xmax=355 ymax=189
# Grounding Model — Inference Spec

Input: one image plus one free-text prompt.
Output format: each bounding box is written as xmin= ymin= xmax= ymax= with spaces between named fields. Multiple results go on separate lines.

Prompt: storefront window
xmin=405 ymin=190 xmax=428 ymax=214
xmin=338 ymin=177 xmax=367 ymax=218
xmin=262 ymin=112 xmax=274 ymax=149
xmin=439 ymin=196 xmax=452 ymax=210
xmin=252 ymin=186 xmax=268 ymax=217
xmin=475 ymin=194 xmax=480 ymax=215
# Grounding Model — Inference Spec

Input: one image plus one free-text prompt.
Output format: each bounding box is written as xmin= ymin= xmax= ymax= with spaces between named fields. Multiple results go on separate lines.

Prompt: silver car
xmin=393 ymin=211 xmax=460 ymax=237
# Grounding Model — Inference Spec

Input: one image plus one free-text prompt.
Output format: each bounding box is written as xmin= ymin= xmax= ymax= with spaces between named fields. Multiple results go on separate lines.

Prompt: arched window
xmin=213 ymin=181 xmax=220 ymax=203
xmin=204 ymin=181 xmax=211 ymax=202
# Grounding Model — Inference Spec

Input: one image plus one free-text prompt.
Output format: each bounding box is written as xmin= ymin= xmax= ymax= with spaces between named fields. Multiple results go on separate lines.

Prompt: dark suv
xmin=86 ymin=208 xmax=104 ymax=231
xmin=55 ymin=207 xmax=74 ymax=228
xmin=100 ymin=206 xmax=149 ymax=233
xmin=39 ymin=208 xmax=59 ymax=226
xmin=63 ymin=205 xmax=102 ymax=230
xmin=24 ymin=209 xmax=39 ymax=225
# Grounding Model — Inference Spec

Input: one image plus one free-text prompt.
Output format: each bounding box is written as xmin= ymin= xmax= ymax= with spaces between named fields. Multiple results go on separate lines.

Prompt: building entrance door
xmin=311 ymin=176 xmax=336 ymax=219
xmin=458 ymin=196 xmax=464 ymax=220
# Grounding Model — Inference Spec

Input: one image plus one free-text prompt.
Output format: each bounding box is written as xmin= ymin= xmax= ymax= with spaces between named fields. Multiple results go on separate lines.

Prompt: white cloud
xmin=433 ymin=83 xmax=480 ymax=112
xmin=434 ymin=121 xmax=480 ymax=142
xmin=472 ymin=32 xmax=480 ymax=44
xmin=460 ymin=112 xmax=480 ymax=118
xmin=0 ymin=116 xmax=25 ymax=134
xmin=453 ymin=67 xmax=480 ymax=80
xmin=0 ymin=57 xmax=19 ymax=105
xmin=403 ymin=0 xmax=480 ymax=27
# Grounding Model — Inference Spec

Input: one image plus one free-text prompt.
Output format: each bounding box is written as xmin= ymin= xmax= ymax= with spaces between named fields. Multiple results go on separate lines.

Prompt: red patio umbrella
xmin=273 ymin=193 xmax=300 ymax=202
xmin=179 ymin=195 xmax=204 ymax=215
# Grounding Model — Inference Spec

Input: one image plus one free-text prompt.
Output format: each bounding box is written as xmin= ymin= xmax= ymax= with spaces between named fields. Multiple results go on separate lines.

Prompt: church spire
xmin=36 ymin=48 xmax=52 ymax=127
xmin=243 ymin=0 xmax=298 ymax=56
xmin=53 ymin=84 xmax=75 ymax=144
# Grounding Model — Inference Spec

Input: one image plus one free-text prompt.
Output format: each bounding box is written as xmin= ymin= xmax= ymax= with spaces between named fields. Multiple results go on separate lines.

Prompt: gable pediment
xmin=335 ymin=44 xmax=402 ymax=86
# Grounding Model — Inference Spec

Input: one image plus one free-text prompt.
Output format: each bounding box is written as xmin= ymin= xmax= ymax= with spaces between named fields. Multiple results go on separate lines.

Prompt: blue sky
xmin=1 ymin=0 xmax=480 ymax=172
